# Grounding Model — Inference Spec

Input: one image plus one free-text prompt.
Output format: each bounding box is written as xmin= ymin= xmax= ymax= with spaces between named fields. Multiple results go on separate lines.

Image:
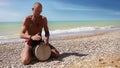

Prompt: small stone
xmin=0 ymin=60 xmax=2 ymax=62
xmin=99 ymin=58 xmax=104 ymax=62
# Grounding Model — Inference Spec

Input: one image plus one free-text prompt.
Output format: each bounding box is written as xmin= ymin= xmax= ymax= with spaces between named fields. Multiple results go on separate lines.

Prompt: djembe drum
xmin=34 ymin=42 xmax=51 ymax=61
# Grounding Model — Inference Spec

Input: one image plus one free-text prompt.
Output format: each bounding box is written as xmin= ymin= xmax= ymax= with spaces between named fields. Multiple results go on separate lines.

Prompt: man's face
xmin=33 ymin=5 xmax=42 ymax=17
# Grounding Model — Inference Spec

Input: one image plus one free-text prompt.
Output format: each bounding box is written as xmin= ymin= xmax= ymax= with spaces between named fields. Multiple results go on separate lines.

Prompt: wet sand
xmin=0 ymin=30 xmax=120 ymax=68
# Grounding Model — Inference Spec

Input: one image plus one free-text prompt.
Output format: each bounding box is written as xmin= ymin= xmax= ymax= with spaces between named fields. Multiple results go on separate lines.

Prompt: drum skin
xmin=34 ymin=42 xmax=51 ymax=61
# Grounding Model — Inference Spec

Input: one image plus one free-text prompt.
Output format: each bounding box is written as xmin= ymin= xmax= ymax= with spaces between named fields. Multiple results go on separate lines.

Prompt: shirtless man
xmin=20 ymin=2 xmax=59 ymax=65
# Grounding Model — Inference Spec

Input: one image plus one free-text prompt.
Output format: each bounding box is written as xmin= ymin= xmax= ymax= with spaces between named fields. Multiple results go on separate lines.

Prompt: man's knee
xmin=21 ymin=57 xmax=31 ymax=65
xmin=51 ymin=49 xmax=60 ymax=58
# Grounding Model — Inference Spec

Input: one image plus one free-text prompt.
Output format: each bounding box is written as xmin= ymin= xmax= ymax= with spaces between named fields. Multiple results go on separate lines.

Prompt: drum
xmin=34 ymin=42 xmax=51 ymax=61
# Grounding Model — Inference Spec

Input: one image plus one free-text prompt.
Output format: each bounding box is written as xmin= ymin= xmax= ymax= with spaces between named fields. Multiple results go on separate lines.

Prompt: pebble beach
xmin=0 ymin=30 xmax=120 ymax=68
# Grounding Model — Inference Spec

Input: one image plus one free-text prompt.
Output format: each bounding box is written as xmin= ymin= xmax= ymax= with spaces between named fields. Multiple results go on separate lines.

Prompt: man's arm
xmin=20 ymin=16 xmax=42 ymax=41
xmin=43 ymin=17 xmax=50 ymax=44
xmin=20 ymin=17 xmax=31 ymax=39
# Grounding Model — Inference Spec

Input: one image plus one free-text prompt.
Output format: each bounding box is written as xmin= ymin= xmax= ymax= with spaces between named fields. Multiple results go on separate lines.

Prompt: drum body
xmin=34 ymin=42 xmax=51 ymax=61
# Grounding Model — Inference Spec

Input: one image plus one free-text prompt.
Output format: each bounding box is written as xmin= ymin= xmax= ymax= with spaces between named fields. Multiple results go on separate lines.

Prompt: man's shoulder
xmin=25 ymin=15 xmax=32 ymax=20
xmin=41 ymin=15 xmax=46 ymax=20
xmin=23 ymin=15 xmax=32 ymax=24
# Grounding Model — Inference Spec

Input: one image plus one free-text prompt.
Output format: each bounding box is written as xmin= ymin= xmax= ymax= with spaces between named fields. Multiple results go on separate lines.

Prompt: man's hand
xmin=31 ymin=33 xmax=41 ymax=41
xmin=43 ymin=37 xmax=49 ymax=45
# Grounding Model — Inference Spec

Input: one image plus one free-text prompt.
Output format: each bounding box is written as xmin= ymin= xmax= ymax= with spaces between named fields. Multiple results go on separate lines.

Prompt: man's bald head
xmin=33 ymin=2 xmax=42 ymax=8
xmin=32 ymin=2 xmax=42 ymax=17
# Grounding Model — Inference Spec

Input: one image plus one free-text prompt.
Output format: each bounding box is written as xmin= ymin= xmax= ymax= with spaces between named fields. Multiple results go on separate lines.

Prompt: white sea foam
xmin=50 ymin=26 xmax=113 ymax=34
xmin=0 ymin=36 xmax=8 ymax=39
xmin=0 ymin=26 xmax=118 ymax=44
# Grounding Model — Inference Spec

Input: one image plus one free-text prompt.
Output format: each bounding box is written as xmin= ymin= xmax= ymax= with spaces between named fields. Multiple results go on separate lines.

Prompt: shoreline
xmin=0 ymin=32 xmax=109 ymax=44
xmin=0 ymin=31 xmax=113 ymax=44
xmin=51 ymin=31 xmax=110 ymax=40
xmin=0 ymin=27 xmax=120 ymax=44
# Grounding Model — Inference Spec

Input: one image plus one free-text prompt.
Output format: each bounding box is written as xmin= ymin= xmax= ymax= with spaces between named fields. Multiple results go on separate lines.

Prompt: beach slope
xmin=0 ymin=30 xmax=120 ymax=68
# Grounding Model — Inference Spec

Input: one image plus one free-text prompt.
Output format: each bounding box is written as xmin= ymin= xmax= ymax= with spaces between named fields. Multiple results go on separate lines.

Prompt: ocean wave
xmin=0 ymin=36 xmax=8 ymax=39
xmin=0 ymin=34 xmax=19 ymax=40
xmin=50 ymin=26 xmax=113 ymax=34
xmin=0 ymin=26 xmax=115 ymax=40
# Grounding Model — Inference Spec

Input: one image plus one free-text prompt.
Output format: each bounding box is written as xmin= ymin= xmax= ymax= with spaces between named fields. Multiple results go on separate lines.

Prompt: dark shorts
xmin=25 ymin=39 xmax=55 ymax=57
xmin=26 ymin=39 xmax=43 ymax=48
xmin=25 ymin=39 xmax=43 ymax=57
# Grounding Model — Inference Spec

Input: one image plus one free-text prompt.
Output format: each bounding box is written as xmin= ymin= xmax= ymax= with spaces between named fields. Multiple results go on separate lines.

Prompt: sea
xmin=0 ymin=20 xmax=120 ymax=43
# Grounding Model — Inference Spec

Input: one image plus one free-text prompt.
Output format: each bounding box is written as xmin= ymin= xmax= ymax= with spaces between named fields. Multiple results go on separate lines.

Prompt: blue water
xmin=0 ymin=20 xmax=120 ymax=40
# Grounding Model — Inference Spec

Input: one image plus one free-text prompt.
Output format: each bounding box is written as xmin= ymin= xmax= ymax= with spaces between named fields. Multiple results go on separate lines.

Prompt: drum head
xmin=35 ymin=43 xmax=51 ymax=61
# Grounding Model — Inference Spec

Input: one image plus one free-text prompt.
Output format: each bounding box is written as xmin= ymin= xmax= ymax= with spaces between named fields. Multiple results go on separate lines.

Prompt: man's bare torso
xmin=25 ymin=15 xmax=45 ymax=36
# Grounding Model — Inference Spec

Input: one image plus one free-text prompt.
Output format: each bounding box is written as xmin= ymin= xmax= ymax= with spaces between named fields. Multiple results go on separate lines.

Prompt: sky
xmin=0 ymin=0 xmax=120 ymax=22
